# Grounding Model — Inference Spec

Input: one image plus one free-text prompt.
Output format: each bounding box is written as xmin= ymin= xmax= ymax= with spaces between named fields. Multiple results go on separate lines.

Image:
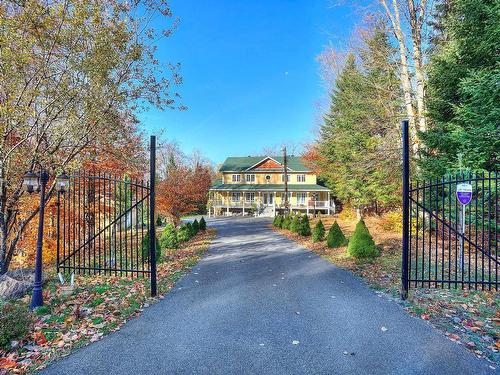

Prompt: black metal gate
xmin=56 ymin=136 xmax=158 ymax=295
xmin=401 ymin=121 xmax=499 ymax=297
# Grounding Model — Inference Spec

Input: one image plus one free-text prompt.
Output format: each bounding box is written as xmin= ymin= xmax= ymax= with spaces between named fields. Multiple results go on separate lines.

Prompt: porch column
xmin=273 ymin=192 xmax=276 ymax=216
xmin=306 ymin=192 xmax=310 ymax=216
xmin=327 ymin=191 xmax=331 ymax=215
xmin=242 ymin=192 xmax=245 ymax=216
xmin=226 ymin=192 xmax=230 ymax=216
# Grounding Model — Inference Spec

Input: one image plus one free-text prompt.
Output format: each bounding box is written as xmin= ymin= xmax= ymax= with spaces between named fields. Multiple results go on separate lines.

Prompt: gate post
xmin=401 ymin=120 xmax=410 ymax=300
xmin=149 ymin=135 xmax=158 ymax=297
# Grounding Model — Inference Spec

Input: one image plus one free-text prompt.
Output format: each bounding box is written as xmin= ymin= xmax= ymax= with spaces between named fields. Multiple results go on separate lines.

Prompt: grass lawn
xmin=0 ymin=228 xmax=216 ymax=374
xmin=272 ymin=215 xmax=499 ymax=366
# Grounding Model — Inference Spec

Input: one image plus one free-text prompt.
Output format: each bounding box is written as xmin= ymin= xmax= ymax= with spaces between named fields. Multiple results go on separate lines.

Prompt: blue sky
xmin=139 ymin=0 xmax=359 ymax=164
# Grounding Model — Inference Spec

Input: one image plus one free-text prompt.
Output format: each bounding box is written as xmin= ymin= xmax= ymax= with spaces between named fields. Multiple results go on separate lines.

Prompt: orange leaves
xmin=157 ymin=165 xmax=212 ymax=219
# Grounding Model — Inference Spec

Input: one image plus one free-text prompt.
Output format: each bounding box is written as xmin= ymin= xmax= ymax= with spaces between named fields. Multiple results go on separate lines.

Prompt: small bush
xmin=192 ymin=219 xmax=200 ymax=234
xmin=338 ymin=206 xmax=356 ymax=221
xmin=281 ymin=215 xmax=292 ymax=230
xmin=185 ymin=222 xmax=195 ymax=237
xmin=0 ymin=304 xmax=33 ymax=350
xmin=380 ymin=211 xmax=403 ymax=232
xmin=160 ymin=224 xmax=178 ymax=249
xmin=327 ymin=221 xmax=348 ymax=248
xmin=156 ymin=216 xmax=163 ymax=226
xmin=199 ymin=217 xmax=207 ymax=231
xmin=347 ymin=219 xmax=379 ymax=258
xmin=177 ymin=224 xmax=193 ymax=243
xmin=290 ymin=215 xmax=301 ymax=233
xmin=299 ymin=214 xmax=311 ymax=236
xmin=142 ymin=230 xmax=161 ymax=261
xmin=273 ymin=215 xmax=283 ymax=228
xmin=312 ymin=220 xmax=325 ymax=242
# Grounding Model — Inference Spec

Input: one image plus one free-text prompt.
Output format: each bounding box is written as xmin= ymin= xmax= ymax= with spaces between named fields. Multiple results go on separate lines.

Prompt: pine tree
xmin=199 ymin=217 xmax=207 ymax=231
xmin=347 ymin=219 xmax=379 ymax=258
xmin=160 ymin=224 xmax=178 ymax=249
xmin=192 ymin=219 xmax=200 ymax=234
xmin=327 ymin=221 xmax=348 ymax=248
xmin=142 ymin=230 xmax=161 ymax=261
xmin=299 ymin=214 xmax=312 ymax=236
xmin=290 ymin=215 xmax=301 ymax=233
xmin=317 ymin=25 xmax=402 ymax=212
xmin=420 ymin=0 xmax=500 ymax=177
xmin=282 ymin=215 xmax=292 ymax=230
xmin=312 ymin=220 xmax=326 ymax=242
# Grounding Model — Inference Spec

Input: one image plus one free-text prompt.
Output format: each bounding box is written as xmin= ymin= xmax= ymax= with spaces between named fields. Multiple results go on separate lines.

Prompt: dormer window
xmin=297 ymin=174 xmax=306 ymax=183
xmin=232 ymin=174 xmax=241 ymax=182
xmin=245 ymin=174 xmax=255 ymax=183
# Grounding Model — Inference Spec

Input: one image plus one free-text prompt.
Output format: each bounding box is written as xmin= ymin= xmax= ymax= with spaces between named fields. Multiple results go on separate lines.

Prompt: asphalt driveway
xmin=41 ymin=217 xmax=496 ymax=375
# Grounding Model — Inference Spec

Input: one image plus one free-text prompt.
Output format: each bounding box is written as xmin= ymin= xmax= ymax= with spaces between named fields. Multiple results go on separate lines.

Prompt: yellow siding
xmin=223 ymin=172 xmax=317 ymax=185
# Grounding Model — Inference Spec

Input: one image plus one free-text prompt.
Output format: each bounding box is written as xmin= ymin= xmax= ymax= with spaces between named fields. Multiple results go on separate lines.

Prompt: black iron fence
xmin=56 ymin=136 xmax=158 ymax=296
xmin=401 ymin=121 xmax=499 ymax=296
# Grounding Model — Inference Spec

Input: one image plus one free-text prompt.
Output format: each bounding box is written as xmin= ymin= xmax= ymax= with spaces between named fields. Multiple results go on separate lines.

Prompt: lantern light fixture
xmin=56 ymin=172 xmax=70 ymax=193
xmin=22 ymin=171 xmax=39 ymax=193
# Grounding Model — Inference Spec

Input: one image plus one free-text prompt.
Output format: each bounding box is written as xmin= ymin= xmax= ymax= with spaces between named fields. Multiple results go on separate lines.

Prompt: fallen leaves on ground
xmin=271 ymin=219 xmax=499 ymax=365
xmin=0 ymin=229 xmax=216 ymax=374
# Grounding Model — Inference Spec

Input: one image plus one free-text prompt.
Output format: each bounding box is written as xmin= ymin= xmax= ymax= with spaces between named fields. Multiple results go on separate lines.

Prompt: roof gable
xmin=219 ymin=156 xmax=310 ymax=172
xmin=247 ymin=157 xmax=283 ymax=171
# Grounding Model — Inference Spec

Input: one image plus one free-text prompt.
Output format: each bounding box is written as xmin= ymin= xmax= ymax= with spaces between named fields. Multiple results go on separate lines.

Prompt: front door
xmin=263 ymin=193 xmax=274 ymax=206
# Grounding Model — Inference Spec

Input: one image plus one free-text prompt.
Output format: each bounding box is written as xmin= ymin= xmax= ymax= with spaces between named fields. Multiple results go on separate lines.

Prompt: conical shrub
xmin=327 ymin=221 xmax=348 ymax=248
xmin=199 ymin=217 xmax=207 ymax=231
xmin=192 ymin=219 xmax=200 ymax=234
xmin=142 ymin=230 xmax=161 ymax=261
xmin=160 ymin=224 xmax=178 ymax=249
xmin=282 ymin=215 xmax=292 ymax=230
xmin=312 ymin=220 xmax=325 ymax=242
xmin=290 ymin=215 xmax=301 ymax=233
xmin=299 ymin=214 xmax=311 ymax=236
xmin=347 ymin=219 xmax=379 ymax=258
xmin=273 ymin=215 xmax=283 ymax=228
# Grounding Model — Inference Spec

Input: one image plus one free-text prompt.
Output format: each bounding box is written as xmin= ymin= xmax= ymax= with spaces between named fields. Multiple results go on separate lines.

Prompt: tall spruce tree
xmin=420 ymin=0 xmax=500 ymax=177
xmin=318 ymin=25 xmax=402 ymax=213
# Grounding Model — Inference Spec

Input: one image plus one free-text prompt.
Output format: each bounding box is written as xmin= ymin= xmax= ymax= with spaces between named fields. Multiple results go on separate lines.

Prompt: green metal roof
xmin=209 ymin=184 xmax=330 ymax=192
xmin=219 ymin=156 xmax=309 ymax=172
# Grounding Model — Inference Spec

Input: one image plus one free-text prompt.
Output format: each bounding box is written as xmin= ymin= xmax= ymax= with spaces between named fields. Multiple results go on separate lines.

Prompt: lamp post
xmin=22 ymin=169 xmax=70 ymax=309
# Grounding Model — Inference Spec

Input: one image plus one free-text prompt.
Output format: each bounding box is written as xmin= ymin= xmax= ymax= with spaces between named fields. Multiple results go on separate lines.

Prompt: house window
xmin=297 ymin=174 xmax=306 ymax=183
xmin=245 ymin=192 xmax=255 ymax=203
xmin=297 ymin=192 xmax=307 ymax=204
xmin=231 ymin=192 xmax=240 ymax=202
xmin=232 ymin=174 xmax=241 ymax=182
xmin=245 ymin=174 xmax=255 ymax=183
xmin=281 ymin=192 xmax=292 ymax=200
xmin=281 ymin=174 xmax=291 ymax=182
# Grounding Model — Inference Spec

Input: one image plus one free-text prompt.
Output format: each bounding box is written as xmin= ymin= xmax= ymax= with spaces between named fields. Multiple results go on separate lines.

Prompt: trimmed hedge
xmin=312 ymin=220 xmax=325 ymax=242
xmin=347 ymin=219 xmax=379 ymax=258
xmin=327 ymin=221 xmax=348 ymax=248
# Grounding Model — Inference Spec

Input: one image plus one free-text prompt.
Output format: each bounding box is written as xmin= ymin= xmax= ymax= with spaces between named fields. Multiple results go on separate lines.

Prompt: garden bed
xmin=0 ymin=228 xmax=216 ymax=374
xmin=271 ymin=216 xmax=499 ymax=366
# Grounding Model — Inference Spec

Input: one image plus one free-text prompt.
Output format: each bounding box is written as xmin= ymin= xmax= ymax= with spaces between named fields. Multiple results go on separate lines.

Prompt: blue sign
xmin=456 ymin=183 xmax=472 ymax=205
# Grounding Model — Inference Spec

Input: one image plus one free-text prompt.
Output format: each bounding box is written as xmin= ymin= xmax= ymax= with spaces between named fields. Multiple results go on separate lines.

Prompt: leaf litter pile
xmin=0 ymin=229 xmax=216 ymax=374
xmin=272 ymin=217 xmax=499 ymax=366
